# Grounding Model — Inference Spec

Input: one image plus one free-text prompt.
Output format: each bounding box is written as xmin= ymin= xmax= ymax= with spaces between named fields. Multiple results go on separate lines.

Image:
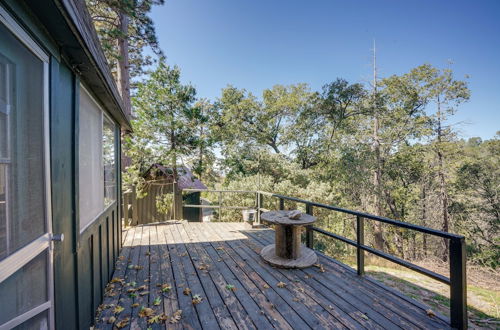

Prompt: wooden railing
xmin=182 ymin=188 xmax=467 ymax=329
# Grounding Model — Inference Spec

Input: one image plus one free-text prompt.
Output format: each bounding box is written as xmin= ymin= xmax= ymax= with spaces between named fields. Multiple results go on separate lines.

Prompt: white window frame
xmin=0 ymin=5 xmax=54 ymax=330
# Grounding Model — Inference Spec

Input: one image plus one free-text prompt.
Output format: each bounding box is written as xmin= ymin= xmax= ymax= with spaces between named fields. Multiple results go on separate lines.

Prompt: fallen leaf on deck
xmin=216 ymin=247 xmax=224 ymax=251
xmin=292 ymin=297 xmax=300 ymax=302
xmin=192 ymin=294 xmax=203 ymax=304
xmin=170 ymin=310 xmax=182 ymax=323
xmin=426 ymin=309 xmax=436 ymax=318
xmin=137 ymin=285 xmax=147 ymax=291
xmin=153 ymin=296 xmax=161 ymax=306
xmin=225 ymin=284 xmax=236 ymax=291
xmin=217 ymin=259 xmax=222 ymax=262
xmin=113 ymin=305 xmax=124 ymax=314
xmin=115 ymin=318 xmax=129 ymax=329
xmin=361 ymin=314 xmax=369 ymax=320
xmin=138 ymin=307 xmax=154 ymax=318
xmin=161 ymin=284 xmax=172 ymax=293
xmin=198 ymin=264 xmax=208 ymax=270
xmin=263 ymin=284 xmax=270 ymax=289
xmin=313 ymin=264 xmax=325 ymax=273
xmin=147 ymin=315 xmax=161 ymax=324
xmin=107 ymin=316 xmax=116 ymax=323
xmin=133 ymin=265 xmax=143 ymax=270
xmin=127 ymin=288 xmax=137 ymax=293
xmin=111 ymin=278 xmax=124 ymax=285
xmin=297 ymin=287 xmax=305 ymax=293
xmin=277 ymin=282 xmax=287 ymax=288
xmin=139 ymin=291 xmax=150 ymax=296
xmin=131 ymin=303 xmax=139 ymax=308
xmin=129 ymin=292 xmax=137 ymax=298
xmin=183 ymin=287 xmax=191 ymax=295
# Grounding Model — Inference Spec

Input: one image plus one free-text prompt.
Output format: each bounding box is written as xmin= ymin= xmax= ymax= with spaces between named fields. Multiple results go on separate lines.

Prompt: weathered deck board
xmin=94 ymin=222 xmax=451 ymax=329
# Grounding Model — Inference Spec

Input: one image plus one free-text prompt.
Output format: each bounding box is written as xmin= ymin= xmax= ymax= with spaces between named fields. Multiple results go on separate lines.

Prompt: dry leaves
xmin=115 ymin=318 xmax=130 ymax=329
xmin=183 ymin=287 xmax=192 ymax=295
xmin=110 ymin=277 xmax=124 ymax=285
xmin=107 ymin=316 xmax=116 ymax=324
xmin=426 ymin=309 xmax=436 ymax=318
xmin=138 ymin=307 xmax=154 ymax=318
xmin=225 ymin=284 xmax=236 ymax=292
xmin=192 ymin=294 xmax=203 ymax=304
xmin=170 ymin=310 xmax=182 ymax=323
xmin=161 ymin=284 xmax=172 ymax=293
xmin=277 ymin=282 xmax=287 ymax=288
xmin=263 ymin=284 xmax=270 ymax=289
xmin=131 ymin=303 xmax=139 ymax=308
xmin=314 ymin=263 xmax=325 ymax=273
xmin=113 ymin=305 xmax=124 ymax=314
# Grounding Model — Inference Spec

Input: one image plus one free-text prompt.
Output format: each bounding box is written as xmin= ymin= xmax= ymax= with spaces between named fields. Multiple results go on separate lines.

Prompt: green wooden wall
xmin=0 ymin=1 xmax=124 ymax=328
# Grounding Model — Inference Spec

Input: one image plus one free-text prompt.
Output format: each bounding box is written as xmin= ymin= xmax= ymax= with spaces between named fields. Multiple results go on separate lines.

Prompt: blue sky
xmin=150 ymin=0 xmax=500 ymax=139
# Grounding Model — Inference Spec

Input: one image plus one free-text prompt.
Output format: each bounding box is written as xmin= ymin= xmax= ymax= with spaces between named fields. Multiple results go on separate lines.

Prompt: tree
xmin=407 ymin=64 xmax=470 ymax=259
xmin=87 ymin=0 xmax=165 ymax=117
xmin=125 ymin=62 xmax=201 ymax=218
xmin=214 ymin=84 xmax=312 ymax=155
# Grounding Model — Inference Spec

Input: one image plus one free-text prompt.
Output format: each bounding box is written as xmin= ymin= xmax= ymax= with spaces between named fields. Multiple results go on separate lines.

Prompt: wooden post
xmin=450 ymin=237 xmax=467 ymax=329
xmin=279 ymin=197 xmax=284 ymax=210
xmin=305 ymin=203 xmax=313 ymax=248
xmin=357 ymin=216 xmax=365 ymax=276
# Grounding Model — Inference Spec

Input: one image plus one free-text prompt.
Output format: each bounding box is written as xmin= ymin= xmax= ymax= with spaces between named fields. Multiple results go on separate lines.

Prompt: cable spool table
xmin=260 ymin=210 xmax=318 ymax=268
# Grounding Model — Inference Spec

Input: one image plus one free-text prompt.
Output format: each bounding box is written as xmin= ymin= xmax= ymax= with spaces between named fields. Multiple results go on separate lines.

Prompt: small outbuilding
xmin=123 ymin=164 xmax=207 ymax=224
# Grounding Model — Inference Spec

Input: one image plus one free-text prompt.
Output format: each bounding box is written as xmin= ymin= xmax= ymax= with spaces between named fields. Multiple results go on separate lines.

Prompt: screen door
xmin=0 ymin=6 xmax=53 ymax=330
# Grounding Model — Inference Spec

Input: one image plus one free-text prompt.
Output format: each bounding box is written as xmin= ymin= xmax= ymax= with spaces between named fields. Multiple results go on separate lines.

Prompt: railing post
xmin=450 ymin=237 xmax=467 ymax=330
xmin=356 ymin=216 xmax=365 ymax=276
xmin=305 ymin=203 xmax=313 ymax=249
xmin=279 ymin=197 xmax=284 ymax=210
xmin=218 ymin=191 xmax=223 ymax=221
xmin=257 ymin=192 xmax=262 ymax=225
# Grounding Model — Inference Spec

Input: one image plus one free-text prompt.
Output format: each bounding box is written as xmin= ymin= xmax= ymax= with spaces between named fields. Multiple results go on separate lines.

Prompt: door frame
xmin=0 ymin=5 xmax=54 ymax=329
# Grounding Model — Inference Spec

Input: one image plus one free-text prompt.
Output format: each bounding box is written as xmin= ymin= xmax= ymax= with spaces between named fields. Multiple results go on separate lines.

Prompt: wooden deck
xmin=95 ymin=222 xmax=451 ymax=329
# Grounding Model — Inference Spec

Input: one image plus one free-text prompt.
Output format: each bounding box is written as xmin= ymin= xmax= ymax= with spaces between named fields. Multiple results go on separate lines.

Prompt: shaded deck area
xmin=95 ymin=222 xmax=450 ymax=329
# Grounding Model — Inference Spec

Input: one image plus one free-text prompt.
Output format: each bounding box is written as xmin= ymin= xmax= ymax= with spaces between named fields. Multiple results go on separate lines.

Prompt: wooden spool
xmin=260 ymin=210 xmax=318 ymax=268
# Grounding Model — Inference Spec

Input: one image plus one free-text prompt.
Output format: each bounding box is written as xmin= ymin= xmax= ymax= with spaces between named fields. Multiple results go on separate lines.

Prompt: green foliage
xmin=86 ymin=0 xmax=164 ymax=84
xmin=124 ymin=62 xmax=203 ymax=190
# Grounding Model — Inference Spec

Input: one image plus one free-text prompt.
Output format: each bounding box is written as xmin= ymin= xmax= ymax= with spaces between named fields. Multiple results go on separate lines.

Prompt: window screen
xmin=79 ymin=87 xmax=104 ymax=230
xmin=0 ymin=22 xmax=46 ymax=260
xmin=79 ymin=87 xmax=117 ymax=231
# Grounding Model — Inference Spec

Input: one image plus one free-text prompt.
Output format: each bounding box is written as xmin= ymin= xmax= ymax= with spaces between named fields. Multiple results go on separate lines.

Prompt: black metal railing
xmin=182 ymin=189 xmax=467 ymax=329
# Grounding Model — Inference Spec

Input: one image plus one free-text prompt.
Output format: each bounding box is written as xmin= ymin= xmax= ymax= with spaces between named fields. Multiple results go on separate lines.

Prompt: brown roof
xmin=143 ymin=164 xmax=207 ymax=190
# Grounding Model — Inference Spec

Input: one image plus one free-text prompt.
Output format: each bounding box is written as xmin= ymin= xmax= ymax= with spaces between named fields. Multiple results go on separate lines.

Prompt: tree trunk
xmin=117 ymin=9 xmax=131 ymax=118
xmin=371 ymin=41 xmax=385 ymax=251
xmin=171 ymin=127 xmax=178 ymax=220
xmin=436 ymin=98 xmax=450 ymax=261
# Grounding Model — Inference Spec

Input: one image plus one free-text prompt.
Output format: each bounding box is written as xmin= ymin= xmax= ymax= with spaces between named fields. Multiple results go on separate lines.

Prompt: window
xmin=79 ymin=86 xmax=117 ymax=231
xmin=0 ymin=22 xmax=46 ymax=260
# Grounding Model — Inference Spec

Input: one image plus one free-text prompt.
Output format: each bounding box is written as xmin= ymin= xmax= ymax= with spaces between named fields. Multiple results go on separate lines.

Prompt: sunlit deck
xmin=94 ymin=222 xmax=450 ymax=329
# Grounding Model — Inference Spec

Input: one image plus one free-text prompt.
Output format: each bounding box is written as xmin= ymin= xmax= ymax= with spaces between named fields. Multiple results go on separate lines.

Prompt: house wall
xmin=1 ymin=1 xmax=123 ymax=328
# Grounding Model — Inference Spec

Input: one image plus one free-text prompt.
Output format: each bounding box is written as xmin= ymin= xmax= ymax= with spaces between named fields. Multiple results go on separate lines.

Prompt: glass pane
xmin=0 ymin=58 xmax=9 ymax=159
xmin=13 ymin=310 xmax=49 ymax=330
xmin=0 ymin=22 xmax=46 ymax=259
xmin=79 ymin=87 xmax=104 ymax=230
xmin=0 ymin=250 xmax=48 ymax=324
xmin=103 ymin=116 xmax=116 ymax=206
xmin=0 ymin=165 xmax=6 ymax=260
